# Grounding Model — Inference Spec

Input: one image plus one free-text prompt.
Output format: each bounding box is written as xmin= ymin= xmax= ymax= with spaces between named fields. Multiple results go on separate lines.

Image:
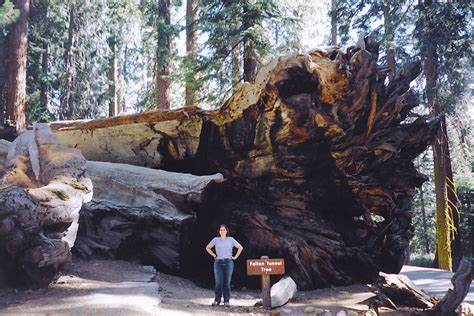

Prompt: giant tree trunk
xmin=5 ymin=0 xmax=29 ymax=132
xmin=0 ymin=124 xmax=92 ymax=288
xmin=51 ymin=37 xmax=438 ymax=290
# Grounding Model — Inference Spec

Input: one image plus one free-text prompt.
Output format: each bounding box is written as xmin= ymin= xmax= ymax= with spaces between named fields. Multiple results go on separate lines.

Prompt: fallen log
xmin=51 ymin=37 xmax=438 ymax=289
xmin=368 ymin=259 xmax=472 ymax=315
xmin=0 ymin=124 xmax=92 ymax=287
xmin=75 ymin=160 xmax=223 ymax=273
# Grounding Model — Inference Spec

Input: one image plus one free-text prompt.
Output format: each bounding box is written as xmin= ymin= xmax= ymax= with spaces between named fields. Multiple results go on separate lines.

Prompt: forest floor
xmin=0 ymin=258 xmax=472 ymax=315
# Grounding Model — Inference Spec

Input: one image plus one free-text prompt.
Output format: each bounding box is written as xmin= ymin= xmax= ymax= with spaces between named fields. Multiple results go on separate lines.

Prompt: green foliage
xmin=191 ymin=0 xmax=301 ymax=107
xmin=409 ymin=253 xmax=435 ymax=268
xmin=0 ymin=0 xmax=19 ymax=28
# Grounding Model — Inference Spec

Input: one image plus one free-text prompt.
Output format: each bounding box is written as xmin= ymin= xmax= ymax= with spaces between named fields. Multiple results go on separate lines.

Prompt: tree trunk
xmin=0 ymin=124 xmax=92 ymax=288
xmin=419 ymin=186 xmax=430 ymax=254
xmin=382 ymin=2 xmax=395 ymax=81
xmin=108 ymin=37 xmax=118 ymax=117
xmin=231 ymin=22 xmax=241 ymax=91
xmin=421 ymin=0 xmax=459 ymax=272
xmin=185 ymin=0 xmax=196 ymax=107
xmin=443 ymin=118 xmax=462 ymax=271
xmin=51 ymin=37 xmax=438 ymax=290
xmin=156 ymin=0 xmax=171 ymax=109
xmin=5 ymin=0 xmax=29 ymax=131
xmin=60 ymin=3 xmax=76 ymax=120
xmin=243 ymin=1 xmax=257 ymax=83
xmin=39 ymin=41 xmax=49 ymax=111
xmin=330 ymin=0 xmax=337 ymax=45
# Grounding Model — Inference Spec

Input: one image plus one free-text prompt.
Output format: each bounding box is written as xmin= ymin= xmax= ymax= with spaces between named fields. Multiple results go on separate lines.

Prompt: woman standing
xmin=205 ymin=224 xmax=243 ymax=308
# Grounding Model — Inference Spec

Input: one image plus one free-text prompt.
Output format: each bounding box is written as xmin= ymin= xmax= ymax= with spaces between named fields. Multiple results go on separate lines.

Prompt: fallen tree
xmin=51 ymin=37 xmax=438 ymax=289
xmin=0 ymin=124 xmax=92 ymax=287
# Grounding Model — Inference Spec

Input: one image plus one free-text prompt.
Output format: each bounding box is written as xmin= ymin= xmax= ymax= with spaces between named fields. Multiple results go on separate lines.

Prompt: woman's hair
xmin=216 ymin=224 xmax=230 ymax=237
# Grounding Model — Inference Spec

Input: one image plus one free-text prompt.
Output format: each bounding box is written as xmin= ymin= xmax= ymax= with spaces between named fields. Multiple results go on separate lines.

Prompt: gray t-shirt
xmin=209 ymin=237 xmax=241 ymax=259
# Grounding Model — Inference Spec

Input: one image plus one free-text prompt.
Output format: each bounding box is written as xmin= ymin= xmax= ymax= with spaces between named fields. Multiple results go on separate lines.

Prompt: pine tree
xmin=5 ymin=0 xmax=30 ymax=131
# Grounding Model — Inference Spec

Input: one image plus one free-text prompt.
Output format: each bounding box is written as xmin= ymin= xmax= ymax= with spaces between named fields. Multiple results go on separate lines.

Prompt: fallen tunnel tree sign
xmin=247 ymin=256 xmax=285 ymax=309
xmin=247 ymin=258 xmax=285 ymax=275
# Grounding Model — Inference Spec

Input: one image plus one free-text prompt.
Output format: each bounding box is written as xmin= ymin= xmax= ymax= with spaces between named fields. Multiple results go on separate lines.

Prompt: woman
xmin=205 ymin=224 xmax=243 ymax=308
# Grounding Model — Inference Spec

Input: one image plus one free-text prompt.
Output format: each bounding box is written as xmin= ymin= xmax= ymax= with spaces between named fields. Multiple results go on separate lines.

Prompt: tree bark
xmin=39 ymin=41 xmax=49 ymax=112
xmin=419 ymin=186 xmax=430 ymax=254
xmin=60 ymin=3 xmax=76 ymax=120
xmin=243 ymin=0 xmax=257 ymax=83
xmin=185 ymin=0 xmax=196 ymax=107
xmin=51 ymin=37 xmax=438 ymax=290
xmin=156 ymin=0 xmax=171 ymax=109
xmin=231 ymin=21 xmax=241 ymax=91
xmin=382 ymin=2 xmax=396 ymax=82
xmin=108 ymin=37 xmax=118 ymax=117
xmin=0 ymin=124 xmax=92 ymax=288
xmin=5 ymin=0 xmax=29 ymax=131
xmin=330 ymin=0 xmax=337 ymax=45
xmin=421 ymin=0 xmax=460 ymax=272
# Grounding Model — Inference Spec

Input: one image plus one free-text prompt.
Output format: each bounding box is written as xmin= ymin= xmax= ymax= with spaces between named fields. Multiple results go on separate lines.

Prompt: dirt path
xmin=0 ymin=258 xmax=468 ymax=315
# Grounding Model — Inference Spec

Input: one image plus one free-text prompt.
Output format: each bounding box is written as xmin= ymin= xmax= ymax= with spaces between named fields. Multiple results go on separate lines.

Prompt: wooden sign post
xmin=246 ymin=256 xmax=285 ymax=309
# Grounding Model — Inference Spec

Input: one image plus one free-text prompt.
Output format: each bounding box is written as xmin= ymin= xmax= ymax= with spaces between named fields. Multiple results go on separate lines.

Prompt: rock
xmin=271 ymin=276 xmax=297 ymax=308
xmin=74 ymin=160 xmax=224 ymax=273
xmin=336 ymin=310 xmax=347 ymax=316
xmin=303 ymin=306 xmax=315 ymax=314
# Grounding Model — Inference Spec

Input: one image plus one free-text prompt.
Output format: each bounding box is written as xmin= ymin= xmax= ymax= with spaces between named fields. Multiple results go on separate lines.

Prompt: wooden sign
xmin=247 ymin=258 xmax=285 ymax=275
xmin=247 ymin=257 xmax=286 ymax=309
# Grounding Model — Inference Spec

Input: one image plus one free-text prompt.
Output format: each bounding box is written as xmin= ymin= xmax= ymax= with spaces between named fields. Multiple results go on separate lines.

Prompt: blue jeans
xmin=213 ymin=259 xmax=234 ymax=303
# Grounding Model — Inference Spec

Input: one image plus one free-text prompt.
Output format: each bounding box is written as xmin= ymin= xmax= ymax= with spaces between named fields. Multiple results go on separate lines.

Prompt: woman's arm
xmin=206 ymin=243 xmax=217 ymax=259
xmin=232 ymin=243 xmax=243 ymax=260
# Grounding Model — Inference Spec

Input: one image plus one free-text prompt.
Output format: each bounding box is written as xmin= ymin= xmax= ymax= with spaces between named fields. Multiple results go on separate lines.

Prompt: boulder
xmin=271 ymin=276 xmax=297 ymax=308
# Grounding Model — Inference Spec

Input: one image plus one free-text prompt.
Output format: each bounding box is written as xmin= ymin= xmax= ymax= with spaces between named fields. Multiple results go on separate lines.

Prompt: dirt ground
xmin=0 ymin=258 xmax=447 ymax=315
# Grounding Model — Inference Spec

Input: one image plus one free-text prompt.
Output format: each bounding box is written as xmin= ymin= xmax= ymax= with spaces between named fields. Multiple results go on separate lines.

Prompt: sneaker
xmin=211 ymin=301 xmax=219 ymax=307
xmin=224 ymin=302 xmax=230 ymax=308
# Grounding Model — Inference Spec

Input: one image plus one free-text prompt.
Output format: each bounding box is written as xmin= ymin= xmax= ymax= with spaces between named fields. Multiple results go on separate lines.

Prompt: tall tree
xmin=107 ymin=36 xmax=118 ymax=117
xmin=0 ymin=0 xmax=19 ymax=122
xmin=60 ymin=2 xmax=76 ymax=120
xmin=185 ymin=0 xmax=196 ymax=107
xmin=415 ymin=0 xmax=471 ymax=271
xmin=330 ymin=0 xmax=337 ymax=45
xmin=5 ymin=0 xmax=29 ymax=131
xmin=242 ymin=0 xmax=257 ymax=83
xmin=156 ymin=0 xmax=171 ymax=109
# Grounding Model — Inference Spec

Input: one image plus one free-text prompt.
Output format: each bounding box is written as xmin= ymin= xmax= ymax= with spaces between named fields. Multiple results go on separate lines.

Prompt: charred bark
xmin=51 ymin=37 xmax=438 ymax=289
